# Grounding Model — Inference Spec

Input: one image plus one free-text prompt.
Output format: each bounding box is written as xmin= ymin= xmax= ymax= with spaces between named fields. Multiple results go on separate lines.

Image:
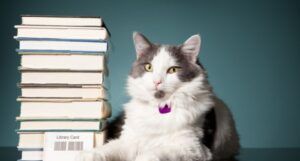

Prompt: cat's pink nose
xmin=153 ymin=79 xmax=162 ymax=86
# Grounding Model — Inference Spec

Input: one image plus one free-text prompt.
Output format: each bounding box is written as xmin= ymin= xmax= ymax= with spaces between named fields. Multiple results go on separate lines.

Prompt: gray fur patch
xmin=167 ymin=46 xmax=204 ymax=82
xmin=130 ymin=44 xmax=160 ymax=78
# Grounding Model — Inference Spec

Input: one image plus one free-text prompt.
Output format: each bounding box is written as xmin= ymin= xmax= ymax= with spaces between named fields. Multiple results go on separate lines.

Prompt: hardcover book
xmin=18 ymin=98 xmax=111 ymax=119
xmin=20 ymin=71 xmax=104 ymax=84
xmin=21 ymin=15 xmax=103 ymax=27
xmin=20 ymin=54 xmax=106 ymax=71
xmin=19 ymin=84 xmax=107 ymax=99
xmin=15 ymin=25 xmax=108 ymax=40
xmin=17 ymin=118 xmax=107 ymax=132
xmin=17 ymin=39 xmax=108 ymax=53
xmin=19 ymin=148 xmax=43 ymax=161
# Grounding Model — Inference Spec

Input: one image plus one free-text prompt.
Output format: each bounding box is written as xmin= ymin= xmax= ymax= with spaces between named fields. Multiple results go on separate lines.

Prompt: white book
xmin=15 ymin=25 xmax=108 ymax=40
xmin=20 ymin=54 xmax=105 ymax=71
xmin=18 ymin=118 xmax=106 ymax=131
xmin=19 ymin=99 xmax=111 ymax=119
xmin=18 ymin=132 xmax=44 ymax=149
xmin=21 ymin=15 xmax=103 ymax=26
xmin=21 ymin=149 xmax=43 ymax=161
xmin=21 ymin=71 xmax=103 ymax=84
xmin=20 ymin=84 xmax=107 ymax=99
xmin=18 ymin=40 xmax=107 ymax=52
xmin=18 ymin=131 xmax=106 ymax=149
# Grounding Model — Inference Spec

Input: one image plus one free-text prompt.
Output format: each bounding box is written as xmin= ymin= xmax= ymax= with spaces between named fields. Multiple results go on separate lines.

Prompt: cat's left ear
xmin=181 ymin=34 xmax=201 ymax=62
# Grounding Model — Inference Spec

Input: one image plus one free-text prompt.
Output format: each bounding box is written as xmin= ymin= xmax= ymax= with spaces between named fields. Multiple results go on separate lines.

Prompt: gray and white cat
xmin=77 ymin=32 xmax=240 ymax=161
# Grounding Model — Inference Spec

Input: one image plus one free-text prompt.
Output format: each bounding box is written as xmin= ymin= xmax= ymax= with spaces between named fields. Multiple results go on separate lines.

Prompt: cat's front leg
xmin=76 ymin=149 xmax=105 ymax=161
xmin=76 ymin=139 xmax=129 ymax=161
xmin=134 ymin=153 xmax=160 ymax=161
xmin=135 ymin=142 xmax=212 ymax=161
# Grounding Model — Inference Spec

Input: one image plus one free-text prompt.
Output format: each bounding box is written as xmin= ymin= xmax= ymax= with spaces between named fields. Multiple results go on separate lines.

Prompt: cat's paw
xmin=76 ymin=150 xmax=105 ymax=161
xmin=135 ymin=155 xmax=160 ymax=161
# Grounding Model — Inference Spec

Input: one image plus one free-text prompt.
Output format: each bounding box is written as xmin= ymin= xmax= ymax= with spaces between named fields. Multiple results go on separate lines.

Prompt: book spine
xmin=17 ymin=49 xmax=108 ymax=53
xmin=15 ymin=37 xmax=107 ymax=42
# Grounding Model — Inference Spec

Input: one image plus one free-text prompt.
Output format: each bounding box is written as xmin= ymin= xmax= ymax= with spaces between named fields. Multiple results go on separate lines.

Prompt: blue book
xmin=15 ymin=25 xmax=109 ymax=41
xmin=16 ymin=38 xmax=108 ymax=53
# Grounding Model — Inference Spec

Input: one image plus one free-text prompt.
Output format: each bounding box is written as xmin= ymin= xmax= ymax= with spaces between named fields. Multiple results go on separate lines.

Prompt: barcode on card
xmin=68 ymin=141 xmax=83 ymax=151
xmin=54 ymin=141 xmax=83 ymax=151
xmin=54 ymin=141 xmax=67 ymax=151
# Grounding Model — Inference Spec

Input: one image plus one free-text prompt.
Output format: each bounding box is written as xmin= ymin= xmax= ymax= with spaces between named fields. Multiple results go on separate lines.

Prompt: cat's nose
xmin=153 ymin=79 xmax=162 ymax=86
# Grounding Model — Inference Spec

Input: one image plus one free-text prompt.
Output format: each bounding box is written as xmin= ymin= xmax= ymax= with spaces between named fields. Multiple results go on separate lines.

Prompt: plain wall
xmin=0 ymin=0 xmax=299 ymax=148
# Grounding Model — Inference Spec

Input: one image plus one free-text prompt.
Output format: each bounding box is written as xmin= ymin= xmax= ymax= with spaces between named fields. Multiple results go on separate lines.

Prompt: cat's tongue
xmin=159 ymin=104 xmax=171 ymax=114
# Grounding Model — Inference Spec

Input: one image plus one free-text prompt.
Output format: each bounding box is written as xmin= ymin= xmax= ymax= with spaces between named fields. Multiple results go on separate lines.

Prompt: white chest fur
xmin=122 ymin=91 xmax=213 ymax=138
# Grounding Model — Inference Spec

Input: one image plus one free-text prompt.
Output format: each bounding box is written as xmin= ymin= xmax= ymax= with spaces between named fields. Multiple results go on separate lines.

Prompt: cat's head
xmin=127 ymin=32 xmax=206 ymax=103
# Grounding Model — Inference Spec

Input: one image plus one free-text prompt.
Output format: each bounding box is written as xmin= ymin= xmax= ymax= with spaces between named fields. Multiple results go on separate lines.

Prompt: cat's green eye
xmin=167 ymin=66 xmax=180 ymax=74
xmin=144 ymin=63 xmax=153 ymax=72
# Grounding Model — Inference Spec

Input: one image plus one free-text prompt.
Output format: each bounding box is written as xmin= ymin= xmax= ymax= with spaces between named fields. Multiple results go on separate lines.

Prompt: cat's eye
xmin=167 ymin=66 xmax=180 ymax=74
xmin=144 ymin=63 xmax=153 ymax=72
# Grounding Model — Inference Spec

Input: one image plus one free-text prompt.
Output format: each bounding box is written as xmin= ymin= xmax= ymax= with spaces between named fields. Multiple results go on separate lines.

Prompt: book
xmin=18 ymin=131 xmax=106 ymax=149
xmin=15 ymin=25 xmax=108 ymax=40
xmin=20 ymin=54 xmax=105 ymax=71
xmin=18 ymin=132 xmax=44 ymax=149
xmin=18 ymin=99 xmax=111 ymax=119
xmin=21 ymin=15 xmax=103 ymax=26
xmin=18 ymin=51 xmax=105 ymax=55
xmin=19 ymin=84 xmax=107 ymax=99
xmin=17 ymin=118 xmax=107 ymax=132
xmin=21 ymin=71 xmax=104 ymax=84
xmin=19 ymin=148 xmax=43 ymax=161
xmin=17 ymin=39 xmax=108 ymax=53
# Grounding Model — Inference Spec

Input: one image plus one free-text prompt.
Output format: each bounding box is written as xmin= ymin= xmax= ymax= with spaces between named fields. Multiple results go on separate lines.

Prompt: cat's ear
xmin=133 ymin=32 xmax=152 ymax=58
xmin=181 ymin=34 xmax=201 ymax=62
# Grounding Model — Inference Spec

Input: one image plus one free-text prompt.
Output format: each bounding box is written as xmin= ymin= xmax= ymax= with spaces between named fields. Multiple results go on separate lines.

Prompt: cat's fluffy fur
xmin=77 ymin=33 xmax=240 ymax=161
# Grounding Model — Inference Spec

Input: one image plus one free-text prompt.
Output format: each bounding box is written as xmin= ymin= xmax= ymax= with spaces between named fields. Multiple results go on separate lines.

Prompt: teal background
xmin=0 ymin=0 xmax=299 ymax=148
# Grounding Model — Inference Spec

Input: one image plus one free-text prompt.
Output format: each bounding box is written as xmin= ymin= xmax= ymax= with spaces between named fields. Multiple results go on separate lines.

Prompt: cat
xmin=77 ymin=32 xmax=240 ymax=161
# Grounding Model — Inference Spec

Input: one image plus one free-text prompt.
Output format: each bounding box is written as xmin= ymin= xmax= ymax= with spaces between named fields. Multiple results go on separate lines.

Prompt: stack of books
xmin=15 ymin=15 xmax=111 ymax=161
